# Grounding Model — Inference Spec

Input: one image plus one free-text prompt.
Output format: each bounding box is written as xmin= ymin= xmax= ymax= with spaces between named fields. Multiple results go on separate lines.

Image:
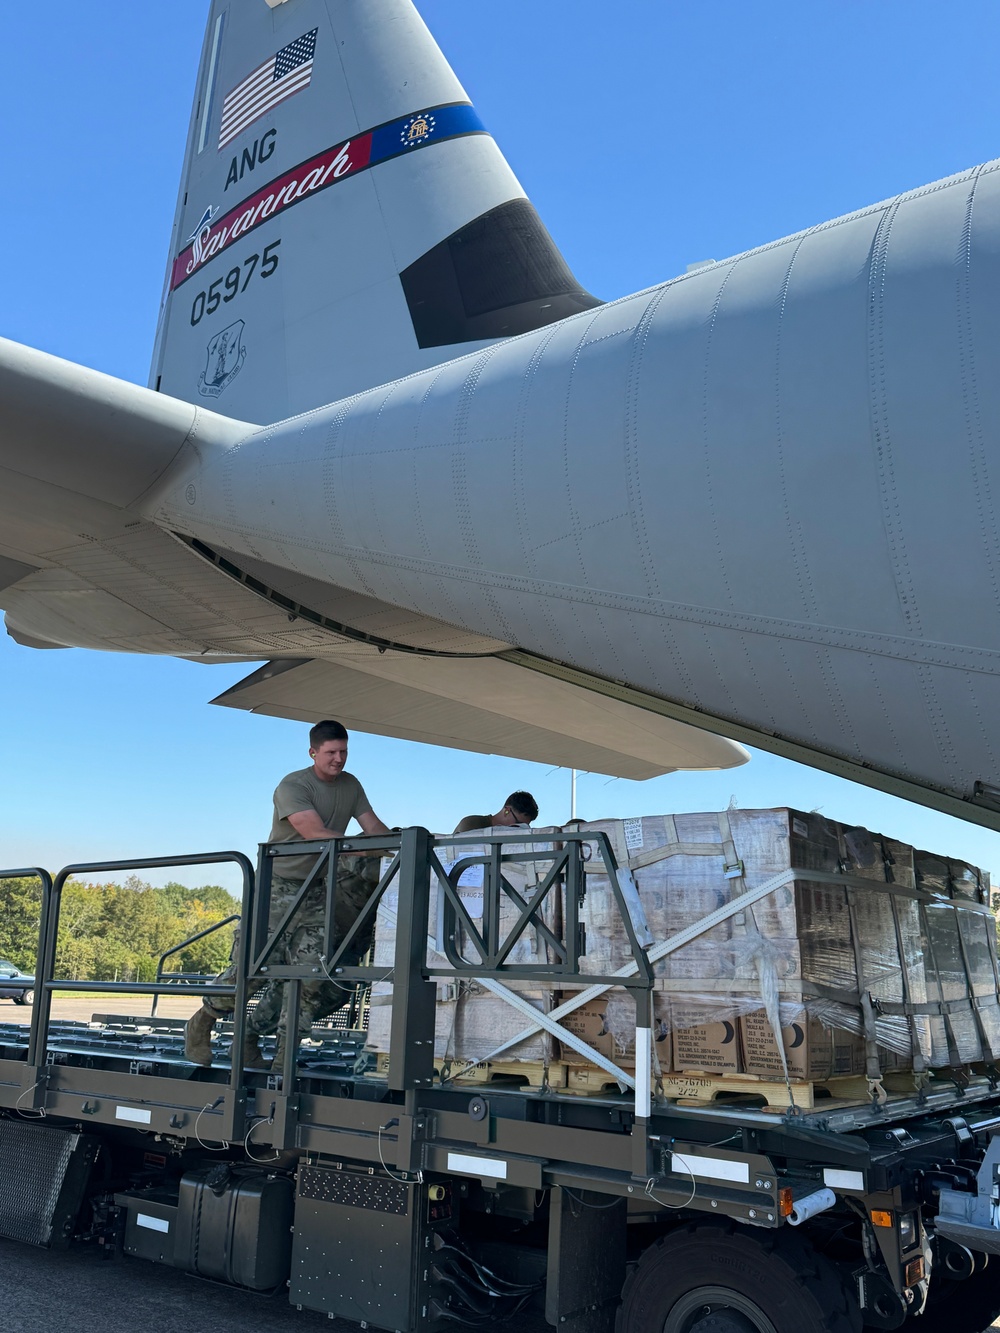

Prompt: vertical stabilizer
xmin=150 ymin=0 xmax=599 ymax=424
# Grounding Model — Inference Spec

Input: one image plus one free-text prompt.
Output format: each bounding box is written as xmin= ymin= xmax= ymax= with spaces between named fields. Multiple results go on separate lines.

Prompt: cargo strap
xmin=878 ymin=836 xmax=926 ymax=1079
xmin=846 ymin=889 xmax=886 ymax=1100
xmin=919 ymin=902 xmax=968 ymax=1080
xmin=575 ymin=812 xmax=742 ymax=875
xmin=803 ymin=981 xmax=999 ymax=1023
xmin=888 ymin=888 xmax=926 ymax=1079
xmin=583 ymin=837 xmax=994 ymax=920
xmin=717 ymin=813 xmax=797 ymax=1108
xmin=983 ymin=881 xmax=1000 ymax=1078
xmin=583 ymin=843 xmax=728 ymax=874
xmin=952 ymin=907 xmax=1000 ymax=1068
xmin=984 ymin=871 xmax=1000 ymax=995
xmin=836 ymin=832 xmax=886 ymax=1099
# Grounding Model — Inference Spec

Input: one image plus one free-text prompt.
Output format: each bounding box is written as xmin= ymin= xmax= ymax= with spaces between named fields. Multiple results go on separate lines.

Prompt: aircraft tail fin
xmin=150 ymin=0 xmax=599 ymax=424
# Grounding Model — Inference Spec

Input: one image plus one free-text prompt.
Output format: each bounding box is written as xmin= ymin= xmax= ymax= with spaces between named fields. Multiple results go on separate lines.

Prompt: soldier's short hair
xmin=309 ymin=719 xmax=349 ymax=747
xmin=506 ymin=791 xmax=539 ymax=823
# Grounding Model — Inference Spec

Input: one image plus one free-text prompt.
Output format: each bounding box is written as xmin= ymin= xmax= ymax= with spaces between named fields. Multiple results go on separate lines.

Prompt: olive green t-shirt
xmin=269 ymin=767 xmax=373 ymax=882
xmin=453 ymin=814 xmax=492 ymax=834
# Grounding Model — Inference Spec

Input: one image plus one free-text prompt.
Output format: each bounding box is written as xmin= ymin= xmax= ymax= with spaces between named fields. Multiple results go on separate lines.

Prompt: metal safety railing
xmin=24 ymin=851 xmax=254 ymax=1092
xmin=4 ymin=833 xmax=656 ymax=1129
xmin=150 ymin=913 xmax=241 ymax=1017
xmin=0 ymin=868 xmax=52 ymax=1003
xmin=249 ymin=827 xmax=656 ymax=1121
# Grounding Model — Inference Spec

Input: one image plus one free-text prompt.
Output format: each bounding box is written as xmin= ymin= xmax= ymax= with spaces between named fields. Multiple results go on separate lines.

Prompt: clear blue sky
xmin=3 ymin=1 xmax=1000 ymax=893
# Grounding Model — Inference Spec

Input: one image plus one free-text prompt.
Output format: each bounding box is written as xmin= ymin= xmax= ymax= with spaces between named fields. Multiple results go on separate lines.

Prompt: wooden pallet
xmin=367 ymin=1049 xmax=619 ymax=1096
xmin=371 ymin=1051 xmax=572 ymax=1089
xmin=657 ymin=1069 xmax=924 ymax=1111
xmin=370 ymin=1050 xmax=924 ymax=1107
xmin=556 ymin=1062 xmax=926 ymax=1110
xmin=559 ymin=1065 xmax=631 ymax=1096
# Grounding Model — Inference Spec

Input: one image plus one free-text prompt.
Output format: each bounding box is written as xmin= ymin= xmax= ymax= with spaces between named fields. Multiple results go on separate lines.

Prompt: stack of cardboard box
xmin=561 ymin=810 xmax=997 ymax=1080
xmin=364 ymin=811 xmax=999 ymax=1087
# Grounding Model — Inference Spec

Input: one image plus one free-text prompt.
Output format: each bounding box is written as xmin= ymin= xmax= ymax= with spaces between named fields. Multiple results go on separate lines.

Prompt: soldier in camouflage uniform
xmin=185 ymin=720 xmax=390 ymax=1069
xmin=252 ymin=854 xmax=380 ymax=1055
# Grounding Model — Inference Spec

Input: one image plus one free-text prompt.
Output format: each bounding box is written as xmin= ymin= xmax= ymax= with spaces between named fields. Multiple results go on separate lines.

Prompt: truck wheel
xmin=910 ymin=1261 xmax=1000 ymax=1333
xmin=616 ymin=1222 xmax=862 ymax=1333
xmin=16 ymin=990 xmax=34 ymax=1006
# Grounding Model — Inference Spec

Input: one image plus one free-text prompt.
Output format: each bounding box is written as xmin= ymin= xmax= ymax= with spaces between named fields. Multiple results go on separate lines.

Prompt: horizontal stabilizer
xmin=0 ymin=336 xmax=251 ymax=510
xmin=212 ymin=655 xmax=748 ymax=779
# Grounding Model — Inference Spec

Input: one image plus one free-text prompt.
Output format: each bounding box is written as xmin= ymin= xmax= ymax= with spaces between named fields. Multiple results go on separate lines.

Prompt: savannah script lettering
xmin=173 ymin=135 xmax=369 ymax=289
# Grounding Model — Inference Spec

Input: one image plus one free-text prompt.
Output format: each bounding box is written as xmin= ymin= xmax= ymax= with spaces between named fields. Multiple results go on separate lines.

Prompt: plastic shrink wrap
xmin=364 ymin=810 xmax=999 ymax=1085
xmin=365 ymin=829 xmax=561 ymax=1065
xmin=565 ymin=811 xmax=999 ymax=1079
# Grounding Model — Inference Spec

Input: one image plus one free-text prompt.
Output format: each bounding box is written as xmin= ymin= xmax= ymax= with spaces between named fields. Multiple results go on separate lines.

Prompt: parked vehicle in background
xmin=0 ymin=959 xmax=34 ymax=1005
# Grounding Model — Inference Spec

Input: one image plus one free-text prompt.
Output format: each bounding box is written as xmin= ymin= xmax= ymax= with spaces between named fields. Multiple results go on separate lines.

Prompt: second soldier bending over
xmin=453 ymin=791 xmax=538 ymax=834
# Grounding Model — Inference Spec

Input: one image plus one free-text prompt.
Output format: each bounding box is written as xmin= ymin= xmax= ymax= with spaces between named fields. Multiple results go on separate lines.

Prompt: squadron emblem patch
xmin=198 ymin=319 xmax=247 ymax=397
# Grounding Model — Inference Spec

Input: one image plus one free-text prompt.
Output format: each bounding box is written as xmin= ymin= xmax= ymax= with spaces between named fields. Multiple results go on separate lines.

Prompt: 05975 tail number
xmin=190 ymin=241 xmax=280 ymax=327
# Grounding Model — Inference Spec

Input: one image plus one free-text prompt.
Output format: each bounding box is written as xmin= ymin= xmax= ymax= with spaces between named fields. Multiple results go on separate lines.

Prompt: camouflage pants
xmin=202 ymin=858 xmax=379 ymax=1039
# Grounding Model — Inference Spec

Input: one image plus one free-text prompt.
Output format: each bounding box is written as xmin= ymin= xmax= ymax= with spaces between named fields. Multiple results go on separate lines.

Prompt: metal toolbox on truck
xmin=114 ymin=1187 xmax=178 ymax=1264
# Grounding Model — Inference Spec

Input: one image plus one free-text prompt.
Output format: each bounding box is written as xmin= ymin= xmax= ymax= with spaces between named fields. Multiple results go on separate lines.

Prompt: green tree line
xmin=0 ymin=876 xmax=240 ymax=982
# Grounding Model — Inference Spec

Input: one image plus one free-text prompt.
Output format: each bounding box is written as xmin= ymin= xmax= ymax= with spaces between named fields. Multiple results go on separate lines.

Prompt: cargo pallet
xmin=3 ymin=831 xmax=1000 ymax=1333
xmin=654 ymin=1068 xmax=927 ymax=1111
xmin=371 ymin=1051 xmax=637 ymax=1093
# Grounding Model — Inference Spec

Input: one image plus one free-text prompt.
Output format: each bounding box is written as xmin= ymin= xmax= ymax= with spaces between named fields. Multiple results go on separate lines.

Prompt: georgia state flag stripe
xmin=173 ymin=103 xmax=485 ymax=291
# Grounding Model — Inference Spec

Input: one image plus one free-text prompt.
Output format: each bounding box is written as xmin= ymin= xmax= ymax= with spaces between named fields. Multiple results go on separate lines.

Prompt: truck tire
xmin=616 ymin=1221 xmax=862 ymax=1333
xmin=910 ymin=1261 xmax=1000 ymax=1333
xmin=16 ymin=990 xmax=33 ymax=1006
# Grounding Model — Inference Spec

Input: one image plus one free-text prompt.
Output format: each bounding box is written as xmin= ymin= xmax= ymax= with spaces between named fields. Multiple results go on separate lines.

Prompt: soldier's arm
xmin=287 ymin=808 xmax=343 ymax=839
xmin=357 ymin=810 xmax=391 ymax=837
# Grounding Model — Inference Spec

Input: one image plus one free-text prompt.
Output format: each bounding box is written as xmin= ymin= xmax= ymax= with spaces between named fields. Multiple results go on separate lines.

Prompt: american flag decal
xmin=219 ymin=29 xmax=318 ymax=150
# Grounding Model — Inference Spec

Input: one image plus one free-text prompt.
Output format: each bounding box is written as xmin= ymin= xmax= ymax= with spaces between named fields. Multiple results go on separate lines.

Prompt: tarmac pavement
xmin=0 ymin=1235 xmax=551 ymax=1333
xmin=0 ymin=994 xmax=201 ymax=1024
xmin=4 ymin=1236 xmax=995 ymax=1333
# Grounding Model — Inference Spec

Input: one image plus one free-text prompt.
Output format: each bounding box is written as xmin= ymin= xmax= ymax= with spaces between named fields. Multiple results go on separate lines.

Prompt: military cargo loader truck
xmin=2 ymin=828 xmax=1000 ymax=1333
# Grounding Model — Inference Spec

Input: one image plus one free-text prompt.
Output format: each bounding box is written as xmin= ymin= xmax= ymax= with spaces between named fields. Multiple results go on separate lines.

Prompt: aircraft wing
xmin=0 ymin=335 xmax=250 ymax=655
xmin=0 ymin=337 xmax=747 ymax=779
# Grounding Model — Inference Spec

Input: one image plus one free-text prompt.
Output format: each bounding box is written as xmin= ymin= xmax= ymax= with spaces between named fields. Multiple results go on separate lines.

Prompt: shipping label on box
xmin=558 ymin=997 xmax=629 ymax=1062
xmin=740 ymin=1009 xmax=864 ymax=1081
xmin=670 ymin=1000 xmax=742 ymax=1074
